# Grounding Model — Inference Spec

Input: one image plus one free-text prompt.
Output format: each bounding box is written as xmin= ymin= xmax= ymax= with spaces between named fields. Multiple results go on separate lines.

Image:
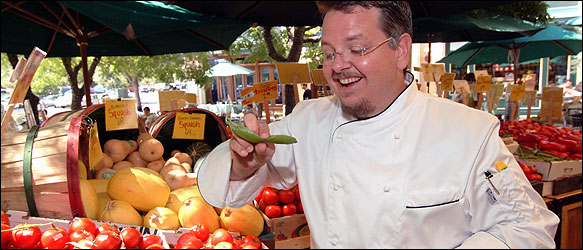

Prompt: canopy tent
xmin=437 ymin=25 xmax=582 ymax=84
xmin=1 ymin=1 xmax=250 ymax=106
xmin=206 ymin=60 xmax=255 ymax=77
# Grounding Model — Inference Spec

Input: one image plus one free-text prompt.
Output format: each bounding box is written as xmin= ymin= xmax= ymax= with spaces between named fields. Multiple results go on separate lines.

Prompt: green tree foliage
xmin=477 ymin=1 xmax=552 ymax=25
xmin=1 ymin=53 xmax=68 ymax=96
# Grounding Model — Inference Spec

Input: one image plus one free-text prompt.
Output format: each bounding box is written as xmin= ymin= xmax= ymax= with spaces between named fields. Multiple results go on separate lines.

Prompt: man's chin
xmin=341 ymin=98 xmax=374 ymax=119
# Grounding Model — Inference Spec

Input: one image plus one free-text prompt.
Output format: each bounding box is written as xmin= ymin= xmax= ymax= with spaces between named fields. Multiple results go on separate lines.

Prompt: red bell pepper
xmin=520 ymin=141 xmax=538 ymax=149
xmin=544 ymin=149 xmax=569 ymax=159
xmin=526 ymin=173 xmax=543 ymax=182
xmin=568 ymin=153 xmax=582 ymax=159
xmin=539 ymin=140 xmax=567 ymax=152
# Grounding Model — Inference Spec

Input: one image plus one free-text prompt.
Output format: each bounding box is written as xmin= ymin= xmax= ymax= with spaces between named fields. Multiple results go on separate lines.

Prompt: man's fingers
xmin=243 ymin=113 xmax=259 ymax=134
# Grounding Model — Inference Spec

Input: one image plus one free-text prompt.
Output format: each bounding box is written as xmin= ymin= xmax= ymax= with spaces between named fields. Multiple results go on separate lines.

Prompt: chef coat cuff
xmin=197 ymin=140 xmax=266 ymax=209
xmin=456 ymin=232 xmax=509 ymax=249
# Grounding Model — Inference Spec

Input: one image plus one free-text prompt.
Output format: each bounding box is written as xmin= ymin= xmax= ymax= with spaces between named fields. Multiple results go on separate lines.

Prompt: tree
xmin=99 ymin=52 xmax=212 ymax=110
xmin=228 ymin=26 xmax=321 ymax=115
xmin=61 ymin=56 xmax=101 ymax=110
xmin=475 ymin=1 xmax=552 ymax=25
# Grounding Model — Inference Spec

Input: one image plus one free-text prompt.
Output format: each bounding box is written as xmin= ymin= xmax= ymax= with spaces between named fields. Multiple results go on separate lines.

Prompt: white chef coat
xmin=197 ymin=73 xmax=559 ymax=249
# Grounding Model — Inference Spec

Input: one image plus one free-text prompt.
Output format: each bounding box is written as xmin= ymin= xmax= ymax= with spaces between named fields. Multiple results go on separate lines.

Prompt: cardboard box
xmin=6 ymin=210 xmax=172 ymax=249
xmin=515 ymin=157 xmax=582 ymax=181
xmin=253 ymin=202 xmax=310 ymax=249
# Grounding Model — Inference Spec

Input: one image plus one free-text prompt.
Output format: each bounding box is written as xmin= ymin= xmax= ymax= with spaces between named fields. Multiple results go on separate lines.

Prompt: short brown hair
xmin=316 ymin=1 xmax=412 ymax=48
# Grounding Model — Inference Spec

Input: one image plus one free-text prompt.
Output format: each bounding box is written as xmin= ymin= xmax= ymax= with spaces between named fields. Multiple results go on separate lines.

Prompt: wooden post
xmin=319 ymin=74 xmax=329 ymax=96
xmin=547 ymin=98 xmax=553 ymax=125
xmin=476 ymin=93 xmax=484 ymax=110
xmin=511 ymin=102 xmax=518 ymax=121
xmin=79 ymin=39 xmax=92 ymax=107
xmin=292 ymin=73 xmax=300 ymax=104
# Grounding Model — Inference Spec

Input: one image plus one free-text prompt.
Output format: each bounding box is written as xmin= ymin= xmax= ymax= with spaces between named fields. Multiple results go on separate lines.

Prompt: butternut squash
xmin=112 ymin=160 xmax=134 ymax=170
xmin=139 ymin=138 xmax=164 ymax=162
xmin=127 ymin=151 xmax=148 ymax=168
xmin=104 ymin=139 xmax=132 ymax=162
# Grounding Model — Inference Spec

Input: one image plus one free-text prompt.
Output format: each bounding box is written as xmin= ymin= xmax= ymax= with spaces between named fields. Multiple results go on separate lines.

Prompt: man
xmin=139 ymin=106 xmax=156 ymax=130
xmin=302 ymin=83 xmax=312 ymax=100
xmin=198 ymin=2 xmax=559 ymax=248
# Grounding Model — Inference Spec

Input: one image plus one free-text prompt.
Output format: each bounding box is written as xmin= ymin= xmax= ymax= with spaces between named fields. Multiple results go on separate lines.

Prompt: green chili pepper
xmin=226 ymin=116 xmax=297 ymax=144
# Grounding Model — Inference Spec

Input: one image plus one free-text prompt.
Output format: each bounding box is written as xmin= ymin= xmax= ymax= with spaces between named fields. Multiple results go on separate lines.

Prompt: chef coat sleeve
xmin=459 ymin=121 xmax=559 ymax=249
xmin=196 ymin=118 xmax=297 ymax=209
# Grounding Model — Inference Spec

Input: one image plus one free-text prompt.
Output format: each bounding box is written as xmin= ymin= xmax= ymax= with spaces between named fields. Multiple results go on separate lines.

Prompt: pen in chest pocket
xmin=484 ymin=171 xmax=500 ymax=195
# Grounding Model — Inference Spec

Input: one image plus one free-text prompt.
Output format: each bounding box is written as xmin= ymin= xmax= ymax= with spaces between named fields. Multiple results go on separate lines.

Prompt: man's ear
xmin=396 ymin=33 xmax=412 ymax=71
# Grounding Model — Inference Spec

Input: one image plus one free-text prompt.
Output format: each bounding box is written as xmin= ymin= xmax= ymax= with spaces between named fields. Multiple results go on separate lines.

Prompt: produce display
xmin=0 ymin=211 xmax=264 ymax=249
xmin=500 ymin=119 xmax=582 ymax=161
xmin=255 ymin=185 xmax=303 ymax=218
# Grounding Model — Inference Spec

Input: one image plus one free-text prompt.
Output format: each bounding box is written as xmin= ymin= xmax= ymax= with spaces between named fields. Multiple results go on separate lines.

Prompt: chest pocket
xmin=401 ymin=189 xmax=470 ymax=248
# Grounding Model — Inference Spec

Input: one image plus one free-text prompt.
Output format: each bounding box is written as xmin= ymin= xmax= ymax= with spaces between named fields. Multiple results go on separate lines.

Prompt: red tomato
xmin=214 ymin=241 xmax=234 ymax=249
xmin=262 ymin=188 xmax=279 ymax=205
xmin=210 ymin=228 xmax=234 ymax=245
xmin=92 ymin=231 xmax=122 ymax=249
xmin=41 ymin=225 xmax=71 ymax=249
xmin=282 ymin=203 xmax=297 ymax=216
xmin=11 ymin=223 xmax=42 ymax=249
xmin=139 ymin=234 xmax=163 ymax=249
xmin=295 ymin=200 xmax=304 ymax=214
xmin=146 ymin=243 xmax=165 ymax=249
xmin=1 ymin=223 xmax=11 ymax=248
xmin=1 ymin=210 xmax=9 ymax=226
xmin=242 ymin=235 xmax=261 ymax=249
xmin=69 ymin=238 xmax=94 ymax=249
xmin=258 ymin=199 xmax=268 ymax=212
xmin=120 ymin=227 xmax=142 ymax=249
xmin=69 ymin=218 xmax=97 ymax=236
xmin=278 ymin=190 xmax=295 ymax=204
xmin=96 ymin=223 xmax=119 ymax=235
xmin=254 ymin=187 xmax=265 ymax=202
xmin=294 ymin=187 xmax=301 ymax=201
xmin=70 ymin=230 xmax=96 ymax=243
xmin=176 ymin=231 xmax=197 ymax=249
xmin=178 ymin=237 xmax=204 ymax=249
xmin=192 ymin=224 xmax=210 ymax=242
xmin=264 ymin=205 xmax=282 ymax=218
xmin=241 ymin=244 xmax=259 ymax=249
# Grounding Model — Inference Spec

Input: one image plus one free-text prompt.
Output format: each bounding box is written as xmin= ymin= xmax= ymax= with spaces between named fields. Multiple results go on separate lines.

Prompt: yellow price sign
xmin=420 ymin=63 xmax=445 ymax=82
xmin=159 ymin=91 xmax=186 ymax=111
xmin=275 ymin=62 xmax=312 ymax=84
xmin=475 ymin=75 xmax=492 ymax=93
xmin=523 ymin=90 xmax=537 ymax=106
xmin=185 ymin=93 xmax=197 ymax=103
xmin=241 ymin=85 xmax=256 ymax=97
xmin=311 ymin=69 xmax=328 ymax=86
xmin=253 ymin=80 xmax=278 ymax=102
xmin=509 ymin=84 xmax=526 ymax=102
xmin=439 ymin=73 xmax=455 ymax=92
xmin=173 ymin=112 xmax=206 ymax=139
xmin=89 ymin=122 xmax=104 ymax=170
xmin=105 ymin=99 xmax=138 ymax=131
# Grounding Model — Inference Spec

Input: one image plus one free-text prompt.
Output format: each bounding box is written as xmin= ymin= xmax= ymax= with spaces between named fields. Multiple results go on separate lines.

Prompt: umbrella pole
xmin=510 ymin=44 xmax=519 ymax=121
xmin=79 ymin=39 xmax=92 ymax=107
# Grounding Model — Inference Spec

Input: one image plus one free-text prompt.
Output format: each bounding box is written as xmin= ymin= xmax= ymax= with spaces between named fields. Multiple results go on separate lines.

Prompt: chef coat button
xmin=333 ymin=184 xmax=340 ymax=191
xmin=394 ymin=133 xmax=400 ymax=139
xmin=336 ymin=133 xmax=343 ymax=140
xmin=384 ymin=186 xmax=391 ymax=192
xmin=331 ymin=239 xmax=338 ymax=246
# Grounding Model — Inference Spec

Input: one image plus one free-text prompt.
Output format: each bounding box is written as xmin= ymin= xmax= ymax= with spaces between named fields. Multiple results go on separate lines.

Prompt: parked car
xmin=40 ymin=94 xmax=59 ymax=108
xmin=53 ymin=91 xmax=72 ymax=108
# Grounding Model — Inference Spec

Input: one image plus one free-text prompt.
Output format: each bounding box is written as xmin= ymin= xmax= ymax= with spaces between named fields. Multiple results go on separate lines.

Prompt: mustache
xmin=331 ymin=71 xmax=364 ymax=80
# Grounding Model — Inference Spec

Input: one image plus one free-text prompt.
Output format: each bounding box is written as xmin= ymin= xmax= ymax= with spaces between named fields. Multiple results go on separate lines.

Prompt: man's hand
xmin=229 ymin=113 xmax=275 ymax=180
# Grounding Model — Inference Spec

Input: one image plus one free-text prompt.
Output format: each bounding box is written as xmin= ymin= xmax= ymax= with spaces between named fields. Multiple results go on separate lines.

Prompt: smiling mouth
xmin=338 ymin=77 xmax=362 ymax=86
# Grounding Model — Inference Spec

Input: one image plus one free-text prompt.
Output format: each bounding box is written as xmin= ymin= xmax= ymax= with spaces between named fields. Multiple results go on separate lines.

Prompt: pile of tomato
xmin=519 ymin=162 xmax=543 ymax=182
xmin=174 ymin=225 xmax=262 ymax=249
xmin=500 ymin=119 xmax=582 ymax=160
xmin=255 ymin=185 xmax=303 ymax=218
xmin=1 ymin=210 xmax=262 ymax=249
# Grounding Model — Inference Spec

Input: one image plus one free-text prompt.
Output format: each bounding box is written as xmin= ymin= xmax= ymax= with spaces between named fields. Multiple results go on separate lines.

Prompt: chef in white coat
xmin=197 ymin=1 xmax=559 ymax=248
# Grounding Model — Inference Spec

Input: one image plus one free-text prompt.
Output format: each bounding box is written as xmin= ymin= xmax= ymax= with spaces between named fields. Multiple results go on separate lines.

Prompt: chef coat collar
xmin=336 ymin=71 xmax=417 ymax=125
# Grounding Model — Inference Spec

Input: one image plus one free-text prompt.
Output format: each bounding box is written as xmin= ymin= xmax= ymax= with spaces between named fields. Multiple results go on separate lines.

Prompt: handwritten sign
xmin=242 ymin=80 xmax=279 ymax=105
xmin=474 ymin=70 xmax=489 ymax=78
xmin=89 ymin=122 xmax=104 ymax=170
xmin=159 ymin=91 xmax=186 ymax=112
xmin=475 ymin=75 xmax=492 ymax=93
xmin=275 ymin=63 xmax=311 ymax=84
xmin=487 ymin=84 xmax=505 ymax=112
xmin=311 ymin=69 xmax=328 ymax=86
xmin=172 ymin=112 xmax=206 ymax=139
xmin=420 ymin=63 xmax=445 ymax=82
xmin=105 ymin=99 xmax=138 ymax=131
xmin=523 ymin=90 xmax=537 ymax=107
xmin=241 ymin=85 xmax=256 ymax=97
xmin=9 ymin=47 xmax=47 ymax=105
xmin=185 ymin=93 xmax=197 ymax=103
xmin=439 ymin=73 xmax=455 ymax=92
xmin=539 ymin=87 xmax=563 ymax=120
xmin=453 ymin=80 xmax=471 ymax=94
xmin=509 ymin=84 xmax=526 ymax=102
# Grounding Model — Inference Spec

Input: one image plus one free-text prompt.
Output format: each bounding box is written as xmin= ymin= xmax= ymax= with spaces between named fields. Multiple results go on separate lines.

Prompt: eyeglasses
xmin=321 ymin=37 xmax=393 ymax=65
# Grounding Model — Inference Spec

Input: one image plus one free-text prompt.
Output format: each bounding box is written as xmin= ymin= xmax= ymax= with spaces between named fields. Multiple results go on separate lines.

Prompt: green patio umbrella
xmin=437 ymin=25 xmax=582 ymax=84
xmin=1 ymin=1 xmax=250 ymax=106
